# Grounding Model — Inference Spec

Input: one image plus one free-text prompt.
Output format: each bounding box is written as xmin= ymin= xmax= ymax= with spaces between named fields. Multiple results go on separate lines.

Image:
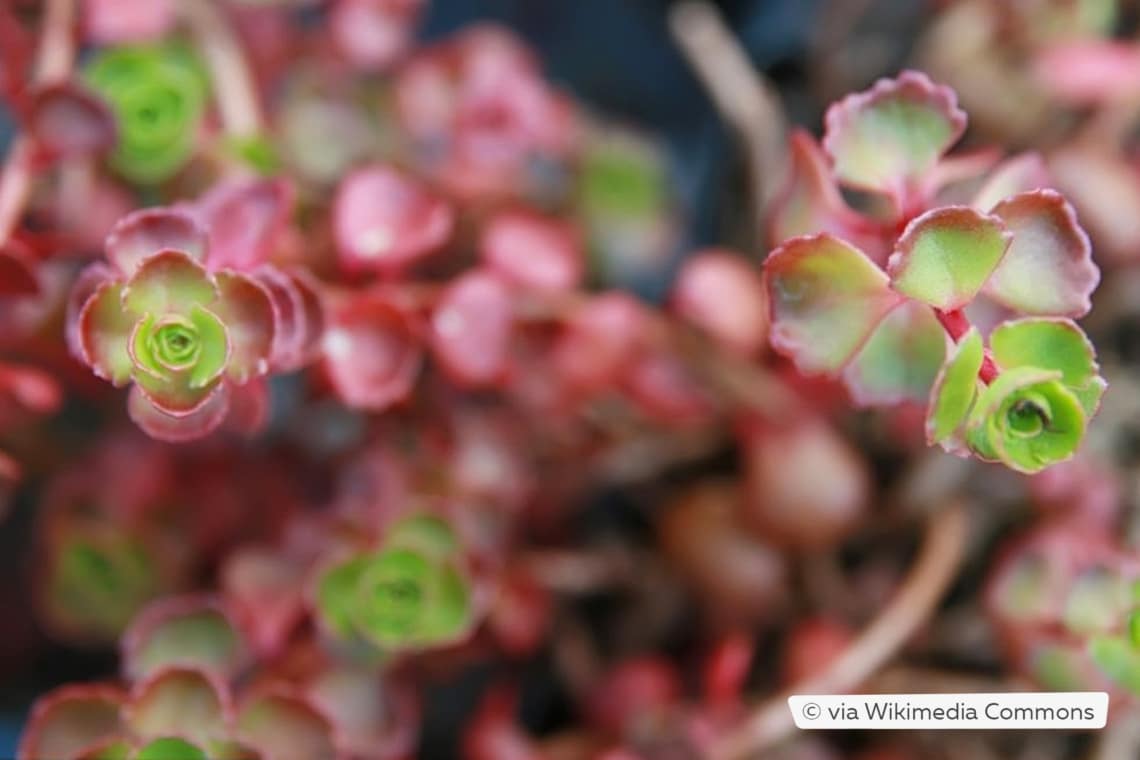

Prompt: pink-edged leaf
xmin=82 ymin=0 xmax=176 ymax=44
xmin=78 ymin=280 xmax=136 ymax=385
xmin=972 ymin=153 xmax=1051 ymax=212
xmin=255 ymin=268 xmax=324 ymax=373
xmin=122 ymin=595 xmax=250 ymax=682
xmin=122 ymin=250 xmax=217 ymax=317
xmin=430 ymin=269 xmax=513 ymax=387
xmin=479 ymin=209 xmax=583 ymax=292
xmin=67 ymin=262 xmax=116 ymax=357
xmin=17 ymin=683 xmax=126 ymax=760
xmin=236 ymin=690 xmax=339 ymax=760
xmin=842 ymin=300 xmax=947 ymax=406
xmin=550 ymin=291 xmax=646 ymax=396
xmin=128 ymin=384 xmax=229 ymax=442
xmin=307 ymin=666 xmax=419 ymax=760
xmin=926 ymin=146 xmax=1002 ymax=195
xmin=1050 ymin=145 xmax=1140 ymax=264
xmin=764 ymin=233 xmax=902 ymax=374
xmin=985 ymin=190 xmax=1098 ymax=317
xmin=125 ymin=667 xmax=232 ymax=744
xmin=887 ymin=206 xmax=1011 ymax=310
xmin=768 ymin=130 xmax=878 ymax=252
xmin=331 ymin=0 xmax=424 ymax=71
xmin=1034 ymin=41 xmax=1140 ymax=105
xmin=822 ymin=70 xmax=966 ymax=199
xmin=672 ymin=249 xmax=767 ymax=356
xmin=223 ymin=378 xmax=271 ymax=436
xmin=0 ymin=241 xmax=41 ymax=296
xmin=105 ymin=209 xmax=208 ymax=277
xmin=333 ymin=164 xmax=455 ymax=275
xmin=28 ymin=82 xmax=116 ymax=162
xmin=212 ymin=273 xmax=275 ymax=383
xmin=321 ymin=292 xmax=423 ymax=410
xmin=198 ymin=178 xmax=294 ymax=272
xmin=222 ymin=547 xmax=305 ymax=658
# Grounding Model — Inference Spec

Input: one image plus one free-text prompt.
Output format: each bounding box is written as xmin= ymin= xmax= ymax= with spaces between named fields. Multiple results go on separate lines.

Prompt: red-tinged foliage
xmin=781 ymin=617 xmax=854 ymax=686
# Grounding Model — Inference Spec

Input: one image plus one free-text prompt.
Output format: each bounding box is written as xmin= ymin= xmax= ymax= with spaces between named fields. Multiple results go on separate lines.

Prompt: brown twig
xmin=709 ymin=501 xmax=970 ymax=760
xmin=0 ymin=0 xmax=76 ymax=244
xmin=181 ymin=0 xmax=263 ymax=136
xmin=669 ymin=0 xmax=788 ymax=240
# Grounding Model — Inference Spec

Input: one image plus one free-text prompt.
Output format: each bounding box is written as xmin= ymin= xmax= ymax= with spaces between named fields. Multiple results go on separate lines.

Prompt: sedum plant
xmin=765 ymin=71 xmax=1105 ymax=473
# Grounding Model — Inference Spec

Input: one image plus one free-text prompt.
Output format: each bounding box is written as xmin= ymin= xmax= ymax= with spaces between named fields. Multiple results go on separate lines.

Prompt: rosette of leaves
xmin=764 ymin=71 xmax=1104 ymax=474
xmin=986 ymin=527 xmax=1140 ymax=699
xmin=85 ymin=45 xmax=207 ymax=184
xmin=72 ymin=209 xmax=274 ymax=441
xmin=18 ymin=597 xmax=339 ymax=760
xmin=315 ymin=514 xmax=474 ymax=652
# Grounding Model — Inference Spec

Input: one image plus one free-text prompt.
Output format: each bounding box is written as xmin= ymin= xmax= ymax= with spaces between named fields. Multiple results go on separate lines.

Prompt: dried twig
xmin=710 ymin=501 xmax=970 ymax=760
xmin=669 ymin=0 xmax=787 ymax=238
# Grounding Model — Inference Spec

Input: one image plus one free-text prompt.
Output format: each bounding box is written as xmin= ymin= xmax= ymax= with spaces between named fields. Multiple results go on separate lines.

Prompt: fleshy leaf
xmin=965 ymin=366 xmax=1086 ymax=474
xmin=83 ymin=0 xmax=176 ymax=44
xmin=672 ymin=250 xmax=768 ymax=356
xmin=430 ymin=269 xmax=513 ymax=387
xmin=28 ymin=81 xmax=117 ymax=161
xmin=321 ymin=293 xmax=422 ymax=411
xmin=105 ymin=208 xmax=207 ymax=277
xmin=198 ymin=179 xmax=294 ymax=272
xmin=764 ymin=233 xmax=901 ymax=374
xmin=1063 ymin=569 xmax=1128 ymax=635
xmin=126 ymin=668 xmax=230 ymax=744
xmin=79 ymin=281 xmax=136 ymax=385
xmin=386 ymin=514 xmax=461 ymax=562
xmin=972 ymin=153 xmax=1051 ymax=212
xmin=122 ymin=251 xmax=217 ymax=317
xmin=990 ymin=318 xmax=1098 ymax=389
xmin=129 ymin=310 xmax=227 ymax=414
xmin=822 ymin=70 xmax=966 ymax=198
xmin=255 ymin=268 xmax=324 ymax=373
xmin=315 ymin=555 xmax=370 ymax=640
xmin=236 ymin=693 xmax=337 ymax=760
xmin=479 ymin=209 xmax=583 ymax=293
xmin=1090 ymin=635 xmax=1140 ymax=696
xmin=926 ymin=327 xmax=984 ymax=445
xmin=127 ymin=384 xmax=229 ymax=442
xmin=333 ymin=164 xmax=455 ymax=274
xmin=133 ymin=737 xmax=207 ymax=760
xmin=211 ymin=273 xmax=274 ymax=383
xmin=843 ymin=301 xmax=946 ymax=406
xmin=17 ymin=684 xmax=125 ymax=760
xmin=985 ymin=190 xmax=1098 ymax=317
xmin=767 ymin=130 xmax=882 ymax=255
xmin=122 ymin=596 xmax=248 ymax=681
xmin=888 ymin=206 xmax=1011 ymax=310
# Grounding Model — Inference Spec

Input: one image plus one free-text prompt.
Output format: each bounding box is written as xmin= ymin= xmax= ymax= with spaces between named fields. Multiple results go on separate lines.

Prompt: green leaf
xmin=843 ymin=301 xmax=947 ymax=406
xmin=926 ymin=327 xmax=984 ymax=445
xmin=1090 ymin=635 xmax=1140 ymax=695
xmin=990 ymin=317 xmax=1097 ymax=388
xmin=765 ymin=233 xmax=901 ymax=374
xmin=966 ymin=366 xmax=1086 ymax=473
xmin=315 ymin=556 xmax=370 ymax=640
xmin=385 ymin=514 xmax=460 ymax=562
xmin=133 ymin=737 xmax=207 ymax=760
xmin=126 ymin=669 xmax=228 ymax=744
xmin=187 ymin=306 xmax=229 ymax=390
xmin=888 ymin=206 xmax=1011 ymax=310
xmin=122 ymin=251 xmax=217 ymax=318
xmin=351 ymin=548 xmax=432 ymax=647
xmin=822 ymin=70 xmax=966 ymax=197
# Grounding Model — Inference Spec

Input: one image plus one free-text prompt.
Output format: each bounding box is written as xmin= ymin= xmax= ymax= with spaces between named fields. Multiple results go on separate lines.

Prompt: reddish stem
xmin=934 ymin=308 xmax=999 ymax=384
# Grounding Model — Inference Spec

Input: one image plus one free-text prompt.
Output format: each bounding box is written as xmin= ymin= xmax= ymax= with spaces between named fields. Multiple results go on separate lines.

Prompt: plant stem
xmin=935 ymin=308 xmax=999 ymax=384
xmin=181 ymin=0 xmax=263 ymax=137
xmin=708 ymin=501 xmax=969 ymax=760
xmin=0 ymin=0 xmax=76 ymax=245
xmin=669 ymin=0 xmax=787 ymax=244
